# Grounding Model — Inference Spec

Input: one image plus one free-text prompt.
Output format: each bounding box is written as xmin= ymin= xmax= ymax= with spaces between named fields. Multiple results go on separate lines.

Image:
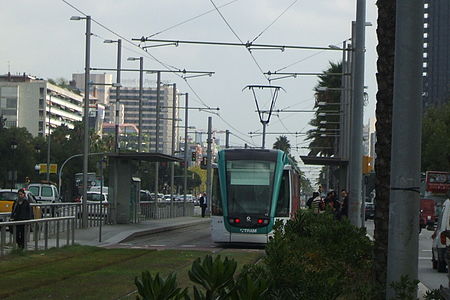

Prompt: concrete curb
xmin=418 ymin=282 xmax=429 ymax=299
xmin=110 ymin=218 xmax=210 ymax=245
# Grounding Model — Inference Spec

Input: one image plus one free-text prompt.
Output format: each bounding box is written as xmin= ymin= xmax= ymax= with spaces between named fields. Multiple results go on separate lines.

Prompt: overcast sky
xmin=1 ymin=0 xmax=378 ymax=182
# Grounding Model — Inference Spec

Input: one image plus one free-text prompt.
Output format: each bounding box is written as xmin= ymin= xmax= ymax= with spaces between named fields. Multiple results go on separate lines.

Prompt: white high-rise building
xmin=0 ymin=73 xmax=83 ymax=137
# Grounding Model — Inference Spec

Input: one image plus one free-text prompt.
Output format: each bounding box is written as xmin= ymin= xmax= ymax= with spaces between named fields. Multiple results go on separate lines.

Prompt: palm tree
xmin=306 ymin=62 xmax=342 ymax=157
xmin=273 ymin=135 xmax=291 ymax=153
xmin=373 ymin=0 xmax=396 ymax=297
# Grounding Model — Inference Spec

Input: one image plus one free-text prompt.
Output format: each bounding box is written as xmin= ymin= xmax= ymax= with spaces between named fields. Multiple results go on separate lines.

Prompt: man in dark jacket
xmin=11 ymin=189 xmax=33 ymax=249
xmin=199 ymin=193 xmax=207 ymax=218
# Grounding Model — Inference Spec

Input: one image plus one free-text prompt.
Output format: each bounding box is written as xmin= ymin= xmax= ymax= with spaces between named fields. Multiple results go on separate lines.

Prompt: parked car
xmin=0 ymin=189 xmax=42 ymax=221
xmin=89 ymin=186 xmax=109 ymax=195
xmin=431 ymin=199 xmax=450 ymax=272
xmin=27 ymin=183 xmax=61 ymax=203
xmin=140 ymin=190 xmax=152 ymax=201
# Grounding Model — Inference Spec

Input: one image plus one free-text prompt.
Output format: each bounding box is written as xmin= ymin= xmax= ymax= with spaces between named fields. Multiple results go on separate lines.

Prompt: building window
xmin=40 ymin=88 xmax=45 ymax=97
xmin=39 ymin=99 xmax=44 ymax=109
xmin=38 ymin=121 xmax=44 ymax=132
xmin=6 ymin=98 xmax=17 ymax=109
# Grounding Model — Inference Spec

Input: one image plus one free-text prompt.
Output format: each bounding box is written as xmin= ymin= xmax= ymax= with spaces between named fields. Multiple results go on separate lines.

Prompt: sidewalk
xmin=48 ymin=216 xmax=211 ymax=248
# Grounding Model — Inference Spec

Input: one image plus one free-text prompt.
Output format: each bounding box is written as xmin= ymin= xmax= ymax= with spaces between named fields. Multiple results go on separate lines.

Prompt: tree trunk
xmin=374 ymin=0 xmax=396 ymax=297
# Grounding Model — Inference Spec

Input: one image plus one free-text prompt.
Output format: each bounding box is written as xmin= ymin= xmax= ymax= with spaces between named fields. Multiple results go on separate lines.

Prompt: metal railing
xmin=140 ymin=201 xmax=195 ymax=219
xmin=0 ymin=216 xmax=76 ymax=256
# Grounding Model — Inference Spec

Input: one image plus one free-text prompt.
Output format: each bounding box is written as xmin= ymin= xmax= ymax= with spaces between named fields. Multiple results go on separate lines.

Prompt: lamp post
xmin=127 ymin=57 xmax=144 ymax=152
xmin=71 ymin=15 xmax=91 ymax=228
xmin=104 ymin=39 xmax=122 ymax=152
xmin=46 ymin=94 xmax=52 ymax=182
xmin=10 ymin=139 xmax=17 ymax=189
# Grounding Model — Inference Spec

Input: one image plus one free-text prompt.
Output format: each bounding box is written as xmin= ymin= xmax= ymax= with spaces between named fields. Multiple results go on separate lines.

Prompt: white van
xmin=431 ymin=198 xmax=450 ymax=272
xmin=28 ymin=183 xmax=60 ymax=203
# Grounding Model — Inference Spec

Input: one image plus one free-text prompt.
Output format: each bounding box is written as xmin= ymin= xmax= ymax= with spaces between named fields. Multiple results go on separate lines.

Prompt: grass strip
xmin=1 ymin=246 xmax=263 ymax=300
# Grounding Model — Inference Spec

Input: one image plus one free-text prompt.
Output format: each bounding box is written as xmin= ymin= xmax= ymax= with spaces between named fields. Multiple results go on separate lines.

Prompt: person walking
xmin=199 ymin=193 xmax=207 ymax=218
xmin=306 ymin=192 xmax=319 ymax=209
xmin=10 ymin=189 xmax=33 ymax=249
xmin=340 ymin=189 xmax=349 ymax=218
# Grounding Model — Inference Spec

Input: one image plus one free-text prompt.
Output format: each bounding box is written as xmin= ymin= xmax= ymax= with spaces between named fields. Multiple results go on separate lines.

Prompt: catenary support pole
xmin=114 ymin=40 xmax=121 ymax=152
xmin=82 ymin=16 xmax=91 ymax=228
xmin=155 ymin=71 xmax=161 ymax=198
xmin=170 ymin=84 xmax=176 ymax=217
xmin=206 ymin=117 xmax=213 ymax=216
xmin=46 ymin=95 xmax=52 ymax=182
xmin=386 ymin=0 xmax=423 ymax=298
xmin=225 ymin=130 xmax=230 ymax=148
xmin=183 ymin=93 xmax=189 ymax=215
xmin=348 ymin=0 xmax=366 ymax=227
xmin=138 ymin=57 xmax=143 ymax=152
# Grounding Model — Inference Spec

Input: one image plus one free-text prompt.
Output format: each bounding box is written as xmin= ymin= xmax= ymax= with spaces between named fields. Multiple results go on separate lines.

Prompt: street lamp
xmin=104 ymin=39 xmax=122 ymax=152
xmin=127 ymin=57 xmax=144 ymax=152
xmin=10 ymin=139 xmax=18 ymax=189
xmin=71 ymin=15 xmax=91 ymax=228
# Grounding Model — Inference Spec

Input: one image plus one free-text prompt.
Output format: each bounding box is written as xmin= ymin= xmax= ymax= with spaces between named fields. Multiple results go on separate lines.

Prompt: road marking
xmin=181 ymin=245 xmax=195 ymax=247
xmin=421 ymin=249 xmax=432 ymax=252
xmin=149 ymin=244 xmax=166 ymax=247
xmin=419 ymin=257 xmax=432 ymax=260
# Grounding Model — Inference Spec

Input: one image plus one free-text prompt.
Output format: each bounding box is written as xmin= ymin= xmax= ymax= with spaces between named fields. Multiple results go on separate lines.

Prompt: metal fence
xmin=139 ymin=201 xmax=195 ymax=219
xmin=0 ymin=216 xmax=76 ymax=256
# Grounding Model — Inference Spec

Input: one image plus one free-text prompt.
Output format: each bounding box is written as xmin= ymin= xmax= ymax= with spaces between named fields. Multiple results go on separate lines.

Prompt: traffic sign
xmin=39 ymin=164 xmax=58 ymax=174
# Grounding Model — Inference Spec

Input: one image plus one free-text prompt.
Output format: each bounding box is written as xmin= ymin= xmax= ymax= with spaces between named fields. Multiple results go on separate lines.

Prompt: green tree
xmin=421 ymin=102 xmax=450 ymax=171
xmin=306 ymin=62 xmax=342 ymax=157
xmin=273 ymin=135 xmax=291 ymax=153
xmin=373 ymin=0 xmax=396 ymax=297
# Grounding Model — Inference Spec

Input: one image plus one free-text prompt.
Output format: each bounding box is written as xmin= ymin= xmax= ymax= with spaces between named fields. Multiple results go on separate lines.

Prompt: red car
xmin=420 ymin=198 xmax=435 ymax=229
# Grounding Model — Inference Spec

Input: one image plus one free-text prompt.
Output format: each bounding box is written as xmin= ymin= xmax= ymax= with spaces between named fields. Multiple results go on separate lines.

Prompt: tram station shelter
xmin=107 ymin=152 xmax=182 ymax=224
xmin=300 ymin=155 xmax=349 ymax=192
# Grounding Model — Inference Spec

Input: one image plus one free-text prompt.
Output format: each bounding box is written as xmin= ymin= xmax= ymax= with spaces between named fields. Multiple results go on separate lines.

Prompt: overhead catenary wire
xmin=250 ymin=0 xmax=299 ymax=44
xmin=146 ymin=0 xmax=240 ymax=38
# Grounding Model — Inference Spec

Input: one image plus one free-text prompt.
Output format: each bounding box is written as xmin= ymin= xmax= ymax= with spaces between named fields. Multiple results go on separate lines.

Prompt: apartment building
xmin=0 ymin=73 xmax=83 ymax=136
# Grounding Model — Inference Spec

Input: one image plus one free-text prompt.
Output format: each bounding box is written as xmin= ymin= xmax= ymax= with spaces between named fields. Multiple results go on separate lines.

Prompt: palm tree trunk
xmin=373 ymin=0 xmax=396 ymax=297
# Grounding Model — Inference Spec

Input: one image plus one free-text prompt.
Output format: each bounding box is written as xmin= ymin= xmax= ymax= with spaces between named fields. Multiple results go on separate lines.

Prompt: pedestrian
xmin=340 ymin=189 xmax=349 ymax=218
xmin=199 ymin=193 xmax=207 ymax=218
xmin=311 ymin=193 xmax=325 ymax=214
xmin=10 ymin=189 xmax=33 ymax=249
xmin=306 ymin=192 xmax=319 ymax=209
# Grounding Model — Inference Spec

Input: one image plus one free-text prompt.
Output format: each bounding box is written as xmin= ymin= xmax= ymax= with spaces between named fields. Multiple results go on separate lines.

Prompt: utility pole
xmin=206 ymin=117 xmax=213 ymax=215
xmin=225 ymin=130 xmax=230 ymax=148
xmin=386 ymin=0 xmax=423 ymax=298
xmin=79 ymin=15 xmax=91 ymax=229
xmin=348 ymin=0 xmax=366 ymax=227
xmin=46 ymin=94 xmax=52 ymax=182
xmin=138 ymin=57 xmax=143 ymax=152
xmin=155 ymin=71 xmax=161 ymax=199
xmin=170 ymin=84 xmax=176 ymax=217
xmin=183 ymin=93 xmax=189 ymax=215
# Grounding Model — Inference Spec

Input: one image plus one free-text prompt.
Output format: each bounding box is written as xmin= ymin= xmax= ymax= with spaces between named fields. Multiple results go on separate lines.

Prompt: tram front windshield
xmin=226 ymin=160 xmax=276 ymax=216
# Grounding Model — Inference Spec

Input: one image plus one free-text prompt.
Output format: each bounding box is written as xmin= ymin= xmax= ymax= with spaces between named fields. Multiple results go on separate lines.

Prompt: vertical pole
xmin=155 ymin=72 xmax=161 ymax=198
xmin=183 ymin=93 xmax=189 ymax=215
xmin=82 ymin=16 xmax=91 ymax=228
xmin=138 ymin=57 xmax=143 ymax=152
xmin=114 ymin=39 xmax=121 ymax=152
xmin=99 ymin=157 xmax=104 ymax=243
xmin=170 ymin=84 xmax=176 ymax=217
xmin=46 ymin=94 xmax=51 ymax=182
xmin=386 ymin=0 xmax=423 ymax=297
xmin=348 ymin=0 xmax=366 ymax=227
xmin=206 ymin=117 xmax=213 ymax=216
xmin=225 ymin=130 xmax=230 ymax=148
xmin=261 ymin=122 xmax=267 ymax=149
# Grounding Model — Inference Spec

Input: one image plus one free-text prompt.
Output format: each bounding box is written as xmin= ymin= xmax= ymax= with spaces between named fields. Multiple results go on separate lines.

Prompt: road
xmin=365 ymin=220 xmax=447 ymax=290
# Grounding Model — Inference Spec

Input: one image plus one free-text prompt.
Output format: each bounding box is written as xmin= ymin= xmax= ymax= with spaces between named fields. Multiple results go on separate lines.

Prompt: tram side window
xmin=211 ymin=168 xmax=223 ymax=216
xmin=276 ymin=171 xmax=290 ymax=217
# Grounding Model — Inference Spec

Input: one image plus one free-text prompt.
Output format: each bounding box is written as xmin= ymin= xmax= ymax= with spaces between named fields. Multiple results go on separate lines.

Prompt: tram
xmin=210 ymin=148 xmax=301 ymax=244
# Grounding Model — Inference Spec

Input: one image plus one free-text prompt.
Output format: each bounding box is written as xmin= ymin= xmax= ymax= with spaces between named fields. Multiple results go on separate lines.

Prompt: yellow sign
xmin=39 ymin=164 xmax=58 ymax=174
xmin=362 ymin=156 xmax=373 ymax=174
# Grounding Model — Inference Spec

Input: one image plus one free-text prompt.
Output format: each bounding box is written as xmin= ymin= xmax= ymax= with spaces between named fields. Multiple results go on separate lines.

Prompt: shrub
xmin=263 ymin=210 xmax=376 ymax=299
